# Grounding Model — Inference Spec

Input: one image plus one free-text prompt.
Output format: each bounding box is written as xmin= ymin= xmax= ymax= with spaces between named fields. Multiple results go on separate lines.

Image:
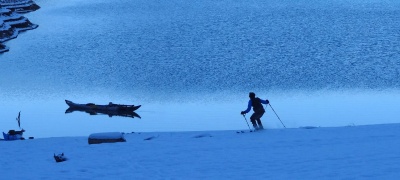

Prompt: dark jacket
xmin=243 ymin=97 xmax=268 ymax=114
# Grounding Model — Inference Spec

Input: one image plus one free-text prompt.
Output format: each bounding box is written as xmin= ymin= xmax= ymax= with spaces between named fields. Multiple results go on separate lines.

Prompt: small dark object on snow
xmin=54 ymin=153 xmax=67 ymax=163
xmin=193 ymin=133 xmax=212 ymax=138
xmin=143 ymin=135 xmax=159 ymax=141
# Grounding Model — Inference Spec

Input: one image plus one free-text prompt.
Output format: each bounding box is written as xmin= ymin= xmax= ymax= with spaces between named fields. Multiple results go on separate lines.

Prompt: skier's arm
xmin=243 ymin=100 xmax=252 ymax=114
xmin=260 ymin=99 xmax=269 ymax=104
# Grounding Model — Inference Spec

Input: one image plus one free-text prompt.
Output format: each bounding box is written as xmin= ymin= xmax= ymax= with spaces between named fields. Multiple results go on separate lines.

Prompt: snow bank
xmin=88 ymin=132 xmax=126 ymax=144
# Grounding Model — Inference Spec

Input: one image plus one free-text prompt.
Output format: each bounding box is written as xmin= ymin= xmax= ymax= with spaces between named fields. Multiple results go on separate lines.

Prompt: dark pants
xmin=250 ymin=111 xmax=264 ymax=129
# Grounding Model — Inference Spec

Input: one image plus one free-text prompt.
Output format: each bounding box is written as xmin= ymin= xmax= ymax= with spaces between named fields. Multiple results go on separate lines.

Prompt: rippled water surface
xmin=1 ymin=0 xmax=399 ymax=138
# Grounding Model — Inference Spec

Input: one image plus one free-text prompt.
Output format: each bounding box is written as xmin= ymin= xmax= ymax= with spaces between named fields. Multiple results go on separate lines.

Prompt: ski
xmin=236 ymin=129 xmax=265 ymax=133
xmin=236 ymin=130 xmax=254 ymax=133
xmin=236 ymin=131 xmax=247 ymax=133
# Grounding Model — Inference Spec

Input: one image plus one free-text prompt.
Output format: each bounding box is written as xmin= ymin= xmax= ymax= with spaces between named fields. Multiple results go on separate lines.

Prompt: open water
xmin=1 ymin=0 xmax=400 ymax=138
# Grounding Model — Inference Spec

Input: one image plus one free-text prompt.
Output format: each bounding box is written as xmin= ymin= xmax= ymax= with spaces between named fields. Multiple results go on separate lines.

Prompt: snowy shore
xmin=1 ymin=123 xmax=399 ymax=179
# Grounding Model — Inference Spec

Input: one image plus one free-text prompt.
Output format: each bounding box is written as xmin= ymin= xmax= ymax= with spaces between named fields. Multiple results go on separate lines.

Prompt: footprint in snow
xmin=143 ymin=135 xmax=159 ymax=140
xmin=193 ymin=133 xmax=213 ymax=138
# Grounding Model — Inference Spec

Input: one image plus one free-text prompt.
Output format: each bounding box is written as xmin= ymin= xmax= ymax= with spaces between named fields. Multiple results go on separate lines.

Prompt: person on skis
xmin=241 ymin=92 xmax=269 ymax=130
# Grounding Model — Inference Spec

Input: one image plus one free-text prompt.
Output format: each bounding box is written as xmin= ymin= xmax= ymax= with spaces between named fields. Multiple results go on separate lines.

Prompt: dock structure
xmin=0 ymin=0 xmax=40 ymax=53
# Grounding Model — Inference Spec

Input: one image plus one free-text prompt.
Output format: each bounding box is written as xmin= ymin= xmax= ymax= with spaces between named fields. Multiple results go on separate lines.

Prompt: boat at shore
xmin=65 ymin=107 xmax=141 ymax=119
xmin=65 ymin=100 xmax=141 ymax=119
xmin=65 ymin=100 xmax=141 ymax=112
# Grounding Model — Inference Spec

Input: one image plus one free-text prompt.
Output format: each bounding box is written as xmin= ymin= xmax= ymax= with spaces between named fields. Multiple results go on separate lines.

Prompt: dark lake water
xmin=1 ymin=0 xmax=399 ymax=138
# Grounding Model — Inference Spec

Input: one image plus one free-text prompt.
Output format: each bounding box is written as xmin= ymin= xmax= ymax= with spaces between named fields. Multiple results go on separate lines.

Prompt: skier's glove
xmin=266 ymin=99 xmax=269 ymax=104
xmin=240 ymin=111 xmax=246 ymax=115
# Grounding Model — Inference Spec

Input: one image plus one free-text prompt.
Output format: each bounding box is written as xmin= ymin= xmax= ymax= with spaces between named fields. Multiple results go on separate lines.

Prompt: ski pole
xmin=269 ymin=103 xmax=286 ymax=128
xmin=242 ymin=114 xmax=253 ymax=132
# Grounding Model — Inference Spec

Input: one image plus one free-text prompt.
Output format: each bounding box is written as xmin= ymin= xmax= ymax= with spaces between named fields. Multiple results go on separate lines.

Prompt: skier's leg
xmin=256 ymin=119 xmax=264 ymax=129
xmin=254 ymin=111 xmax=265 ymax=129
xmin=250 ymin=113 xmax=259 ymax=129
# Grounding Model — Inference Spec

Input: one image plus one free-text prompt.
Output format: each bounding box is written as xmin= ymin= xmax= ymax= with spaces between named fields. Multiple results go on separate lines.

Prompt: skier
xmin=241 ymin=92 xmax=269 ymax=130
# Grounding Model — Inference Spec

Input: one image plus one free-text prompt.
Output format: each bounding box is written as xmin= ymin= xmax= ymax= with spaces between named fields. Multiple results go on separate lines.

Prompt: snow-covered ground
xmin=1 ymin=2 xmax=399 ymax=177
xmin=1 ymin=123 xmax=399 ymax=179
